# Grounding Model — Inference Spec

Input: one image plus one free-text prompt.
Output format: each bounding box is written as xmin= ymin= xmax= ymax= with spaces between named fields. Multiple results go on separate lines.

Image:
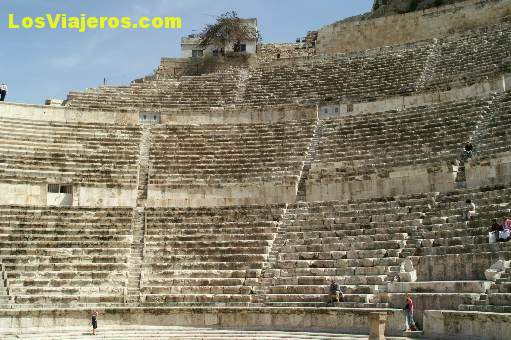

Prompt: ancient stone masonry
xmin=140 ymin=205 xmax=285 ymax=305
xmin=0 ymin=207 xmax=133 ymax=306
xmin=2 ymin=3 xmax=511 ymax=339
xmin=0 ymin=118 xmax=141 ymax=188
xmin=296 ymin=119 xmax=324 ymax=202
xmin=146 ymin=120 xmax=315 ymax=206
xmin=423 ymin=22 xmax=511 ymax=92
xmin=64 ymin=21 xmax=511 ymax=112
xmin=258 ymin=195 xmax=432 ymax=308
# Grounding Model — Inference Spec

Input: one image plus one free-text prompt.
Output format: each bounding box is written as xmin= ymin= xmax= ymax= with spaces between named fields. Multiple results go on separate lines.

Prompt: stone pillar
xmin=369 ymin=312 xmax=387 ymax=340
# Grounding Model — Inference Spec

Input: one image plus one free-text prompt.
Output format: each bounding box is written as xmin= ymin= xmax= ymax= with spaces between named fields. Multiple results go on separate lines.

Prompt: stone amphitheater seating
xmin=306 ymin=96 xmax=488 ymax=202
xmin=66 ymin=70 xmax=242 ymax=112
xmin=424 ymin=22 xmax=511 ymax=92
xmin=388 ymin=186 xmax=511 ymax=324
xmin=141 ymin=205 xmax=284 ymax=305
xmin=0 ymin=118 xmax=141 ymax=187
xmin=149 ymin=120 xmax=315 ymax=185
xmin=255 ymin=186 xmax=511 ymax=326
xmin=64 ymin=22 xmax=511 ymax=111
xmin=313 ymin=97 xmax=484 ymax=178
xmin=245 ymin=43 xmax=431 ymax=106
xmin=469 ymin=91 xmax=511 ymax=161
xmin=0 ymin=206 xmax=132 ymax=306
xmin=260 ymin=195 xmax=431 ymax=308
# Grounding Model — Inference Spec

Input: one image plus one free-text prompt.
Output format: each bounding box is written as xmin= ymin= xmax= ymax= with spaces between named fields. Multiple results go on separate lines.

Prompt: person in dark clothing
xmin=0 ymin=83 xmax=7 ymax=102
xmin=328 ymin=279 xmax=343 ymax=303
xmin=91 ymin=311 xmax=98 ymax=335
xmin=490 ymin=218 xmax=504 ymax=243
xmin=462 ymin=142 xmax=474 ymax=161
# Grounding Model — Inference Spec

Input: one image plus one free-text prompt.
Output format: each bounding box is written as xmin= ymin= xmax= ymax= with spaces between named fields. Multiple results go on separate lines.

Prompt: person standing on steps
xmin=91 ymin=310 xmax=99 ymax=335
xmin=0 ymin=83 xmax=7 ymax=101
xmin=404 ymin=294 xmax=417 ymax=332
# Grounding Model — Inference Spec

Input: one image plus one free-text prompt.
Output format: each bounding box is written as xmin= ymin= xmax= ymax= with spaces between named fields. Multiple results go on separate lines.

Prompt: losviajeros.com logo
xmin=7 ymin=13 xmax=182 ymax=32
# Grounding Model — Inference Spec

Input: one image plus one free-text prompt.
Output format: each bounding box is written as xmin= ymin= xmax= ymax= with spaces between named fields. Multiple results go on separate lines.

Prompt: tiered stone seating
xmin=416 ymin=186 xmax=511 ymax=260
xmin=142 ymin=205 xmax=284 ymax=305
xmin=260 ymin=195 xmax=432 ymax=307
xmin=0 ymin=118 xmax=141 ymax=187
xmin=245 ymin=42 xmax=432 ymax=106
xmin=382 ymin=186 xmax=511 ymax=323
xmin=0 ymin=326 xmax=371 ymax=340
xmin=0 ymin=206 xmax=133 ymax=306
xmin=149 ymin=120 xmax=315 ymax=185
xmin=310 ymin=97 xmax=485 ymax=181
xmin=473 ymin=91 xmax=511 ymax=159
xmin=424 ymin=22 xmax=511 ymax=92
xmin=66 ymin=69 xmax=242 ymax=112
xmin=64 ymin=22 xmax=511 ymax=111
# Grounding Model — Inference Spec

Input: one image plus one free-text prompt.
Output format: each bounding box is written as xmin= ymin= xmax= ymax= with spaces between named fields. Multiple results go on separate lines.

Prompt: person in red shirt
xmin=404 ymin=294 xmax=417 ymax=331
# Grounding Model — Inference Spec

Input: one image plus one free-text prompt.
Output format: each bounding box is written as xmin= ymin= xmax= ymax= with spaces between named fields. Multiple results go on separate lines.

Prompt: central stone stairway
xmin=0 ymin=261 xmax=10 ymax=305
xmin=126 ymin=124 xmax=153 ymax=303
xmin=0 ymin=326 xmax=411 ymax=340
xmin=296 ymin=119 xmax=324 ymax=202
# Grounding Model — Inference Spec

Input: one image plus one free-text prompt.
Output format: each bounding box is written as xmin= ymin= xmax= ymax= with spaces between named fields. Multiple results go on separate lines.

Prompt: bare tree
xmin=198 ymin=11 xmax=259 ymax=54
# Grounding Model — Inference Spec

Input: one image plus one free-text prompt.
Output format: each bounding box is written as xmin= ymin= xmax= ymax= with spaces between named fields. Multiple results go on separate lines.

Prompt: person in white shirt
xmin=463 ymin=199 xmax=477 ymax=221
xmin=0 ymin=83 xmax=7 ymax=101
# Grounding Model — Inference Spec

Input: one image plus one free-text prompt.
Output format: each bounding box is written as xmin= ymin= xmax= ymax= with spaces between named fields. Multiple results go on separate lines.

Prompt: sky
xmin=0 ymin=0 xmax=373 ymax=104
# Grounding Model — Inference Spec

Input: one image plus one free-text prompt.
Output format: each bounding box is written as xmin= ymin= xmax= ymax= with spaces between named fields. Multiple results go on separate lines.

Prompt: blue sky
xmin=0 ymin=0 xmax=373 ymax=104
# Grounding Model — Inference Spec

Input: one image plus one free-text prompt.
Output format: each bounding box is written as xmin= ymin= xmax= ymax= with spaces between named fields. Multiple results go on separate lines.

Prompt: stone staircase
xmin=296 ymin=119 xmax=323 ymax=202
xmin=136 ymin=125 xmax=152 ymax=206
xmin=0 ymin=261 xmax=10 ymax=305
xmin=413 ymin=38 xmax=440 ymax=93
xmin=459 ymin=262 xmax=511 ymax=313
xmin=126 ymin=124 xmax=152 ymax=304
xmin=455 ymin=92 xmax=500 ymax=187
xmin=126 ymin=208 xmax=145 ymax=304
xmin=399 ymin=193 xmax=439 ymax=259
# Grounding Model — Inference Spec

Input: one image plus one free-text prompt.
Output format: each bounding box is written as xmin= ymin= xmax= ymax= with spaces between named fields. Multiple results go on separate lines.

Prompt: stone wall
xmin=0 ymin=307 xmax=406 ymax=336
xmin=147 ymin=182 xmax=297 ymax=207
xmin=317 ymin=0 xmax=511 ymax=54
xmin=0 ymin=182 xmax=136 ymax=207
xmin=0 ymin=102 xmax=137 ymax=124
xmin=306 ymin=164 xmax=457 ymax=202
xmin=160 ymin=105 xmax=317 ymax=125
xmin=75 ymin=186 xmax=137 ymax=207
xmin=0 ymin=102 xmax=316 ymax=126
xmin=424 ymin=310 xmax=511 ymax=339
xmin=0 ymin=183 xmax=46 ymax=206
xmin=323 ymin=73 xmax=509 ymax=118
xmin=465 ymin=152 xmax=511 ymax=189
xmin=411 ymin=252 xmax=508 ymax=281
xmin=257 ymin=43 xmax=316 ymax=63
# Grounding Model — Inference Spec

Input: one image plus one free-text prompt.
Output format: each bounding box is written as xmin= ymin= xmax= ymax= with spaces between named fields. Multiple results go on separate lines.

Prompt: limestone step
xmin=0 ymin=326 xmax=377 ymax=339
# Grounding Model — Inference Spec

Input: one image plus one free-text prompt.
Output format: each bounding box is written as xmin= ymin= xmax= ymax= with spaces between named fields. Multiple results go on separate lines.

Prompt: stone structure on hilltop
xmin=371 ymin=0 xmax=468 ymax=17
xmin=0 ymin=1 xmax=511 ymax=339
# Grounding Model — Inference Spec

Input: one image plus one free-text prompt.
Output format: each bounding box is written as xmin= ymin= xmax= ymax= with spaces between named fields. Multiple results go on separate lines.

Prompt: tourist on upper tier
xmin=0 ymin=83 xmax=7 ymax=101
xmin=463 ymin=199 xmax=477 ymax=221
xmin=328 ymin=279 xmax=343 ymax=303
xmin=91 ymin=310 xmax=99 ymax=335
xmin=499 ymin=218 xmax=511 ymax=242
xmin=404 ymin=294 xmax=417 ymax=332
xmin=462 ymin=142 xmax=474 ymax=161
xmin=489 ymin=218 xmax=504 ymax=243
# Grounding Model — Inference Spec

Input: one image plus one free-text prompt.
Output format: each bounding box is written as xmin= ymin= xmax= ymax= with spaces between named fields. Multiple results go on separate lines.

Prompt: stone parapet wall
xmin=0 ymin=307 xmax=406 ymax=336
xmin=466 ymin=152 xmax=511 ymax=189
xmin=306 ymin=163 xmax=457 ymax=202
xmin=147 ymin=181 xmax=297 ymax=207
xmin=424 ymin=310 xmax=511 ymax=339
xmin=317 ymin=0 xmax=511 ymax=54
xmin=0 ymin=102 xmax=136 ymax=125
